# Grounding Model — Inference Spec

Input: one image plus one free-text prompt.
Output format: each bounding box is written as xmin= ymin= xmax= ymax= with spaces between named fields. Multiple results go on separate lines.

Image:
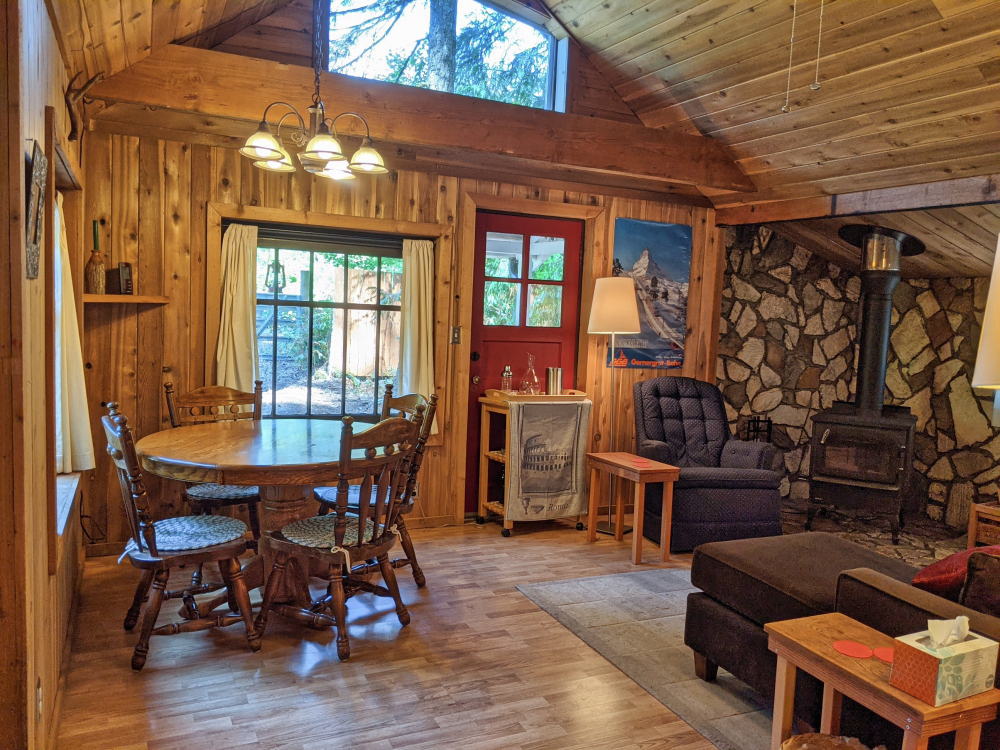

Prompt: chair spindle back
xmin=330 ymin=410 xmax=423 ymax=548
xmin=401 ymin=393 xmax=438 ymax=505
xmin=164 ymin=381 xmax=263 ymax=427
xmin=380 ymin=383 xmax=427 ymax=421
xmin=102 ymin=403 xmax=158 ymax=556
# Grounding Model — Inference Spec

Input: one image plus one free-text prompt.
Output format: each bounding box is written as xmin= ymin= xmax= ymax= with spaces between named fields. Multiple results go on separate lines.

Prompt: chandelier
xmin=238 ymin=1 xmax=387 ymax=179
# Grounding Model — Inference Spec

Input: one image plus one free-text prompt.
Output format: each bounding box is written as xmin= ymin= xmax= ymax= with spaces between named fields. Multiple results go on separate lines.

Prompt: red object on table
xmin=873 ymin=647 xmax=894 ymax=664
xmin=832 ymin=640 xmax=873 ymax=659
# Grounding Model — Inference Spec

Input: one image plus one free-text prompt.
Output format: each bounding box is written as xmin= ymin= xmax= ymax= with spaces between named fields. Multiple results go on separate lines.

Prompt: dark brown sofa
xmin=684 ymin=533 xmax=1000 ymax=749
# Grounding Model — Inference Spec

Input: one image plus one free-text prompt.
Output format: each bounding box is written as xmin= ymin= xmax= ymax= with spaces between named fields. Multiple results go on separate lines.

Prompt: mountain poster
xmin=608 ymin=218 xmax=692 ymax=369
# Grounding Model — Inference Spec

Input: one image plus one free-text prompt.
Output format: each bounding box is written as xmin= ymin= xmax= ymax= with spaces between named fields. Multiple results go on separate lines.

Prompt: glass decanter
xmin=520 ymin=354 xmax=540 ymax=394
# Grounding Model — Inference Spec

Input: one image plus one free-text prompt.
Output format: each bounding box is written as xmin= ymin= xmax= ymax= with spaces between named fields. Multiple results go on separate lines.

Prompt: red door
xmin=465 ymin=211 xmax=584 ymax=512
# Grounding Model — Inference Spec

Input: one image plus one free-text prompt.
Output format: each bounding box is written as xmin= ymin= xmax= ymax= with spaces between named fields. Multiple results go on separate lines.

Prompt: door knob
xmin=472 ymin=376 xmax=481 ymax=385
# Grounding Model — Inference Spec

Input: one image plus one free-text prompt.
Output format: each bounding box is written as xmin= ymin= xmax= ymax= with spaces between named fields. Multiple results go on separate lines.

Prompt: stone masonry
xmin=718 ymin=226 xmax=997 ymax=528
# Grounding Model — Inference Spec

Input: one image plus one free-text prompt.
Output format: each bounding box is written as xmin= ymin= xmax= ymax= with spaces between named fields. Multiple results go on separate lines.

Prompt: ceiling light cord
xmin=781 ymin=0 xmax=798 ymax=113
xmin=812 ymin=0 xmax=825 ymax=91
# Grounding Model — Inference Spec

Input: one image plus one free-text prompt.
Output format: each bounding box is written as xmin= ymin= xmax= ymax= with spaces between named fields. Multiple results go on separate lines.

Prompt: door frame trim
xmin=457 ymin=193 xmax=606 ymax=515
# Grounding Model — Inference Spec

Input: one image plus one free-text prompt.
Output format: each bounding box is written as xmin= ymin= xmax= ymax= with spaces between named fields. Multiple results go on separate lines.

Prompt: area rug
xmin=517 ymin=569 xmax=771 ymax=750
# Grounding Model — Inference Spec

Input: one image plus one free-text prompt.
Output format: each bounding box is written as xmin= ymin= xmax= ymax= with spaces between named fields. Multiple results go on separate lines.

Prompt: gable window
xmin=252 ymin=225 xmax=402 ymax=420
xmin=328 ymin=0 xmax=558 ymax=110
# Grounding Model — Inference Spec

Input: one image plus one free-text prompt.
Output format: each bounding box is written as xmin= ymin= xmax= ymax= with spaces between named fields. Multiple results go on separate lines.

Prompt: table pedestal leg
xmin=254 ymin=485 xmax=315 ymax=605
xmin=771 ymin=656 xmax=797 ymax=750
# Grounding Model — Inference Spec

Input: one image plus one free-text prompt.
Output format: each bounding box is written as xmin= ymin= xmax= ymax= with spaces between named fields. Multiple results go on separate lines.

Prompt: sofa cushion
xmin=912 ymin=545 xmax=1000 ymax=601
xmin=959 ymin=551 xmax=1000 ymax=617
xmin=691 ymin=532 xmax=918 ymax=628
xmin=676 ymin=466 xmax=782 ymax=490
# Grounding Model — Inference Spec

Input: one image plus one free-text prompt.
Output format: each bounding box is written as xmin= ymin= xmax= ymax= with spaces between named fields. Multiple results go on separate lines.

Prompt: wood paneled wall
xmin=3 ymin=1 xmax=85 ymax=748
xmin=82 ymin=132 xmax=724 ymax=549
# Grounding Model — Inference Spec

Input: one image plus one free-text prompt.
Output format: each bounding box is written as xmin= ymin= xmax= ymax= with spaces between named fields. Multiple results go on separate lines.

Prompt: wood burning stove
xmin=806 ymin=225 xmax=925 ymax=543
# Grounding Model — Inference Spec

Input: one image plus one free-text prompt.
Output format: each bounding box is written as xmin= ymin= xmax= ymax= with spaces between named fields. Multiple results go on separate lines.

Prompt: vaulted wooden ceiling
xmin=45 ymin=0 xmax=1000 ymax=275
xmin=549 ymin=0 xmax=1000 ymax=205
xmin=769 ymin=202 xmax=1000 ymax=278
xmin=46 ymin=0 xmax=297 ymax=83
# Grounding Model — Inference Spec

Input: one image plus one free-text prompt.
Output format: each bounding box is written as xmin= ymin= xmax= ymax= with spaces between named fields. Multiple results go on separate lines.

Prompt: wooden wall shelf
xmin=83 ymin=294 xmax=169 ymax=304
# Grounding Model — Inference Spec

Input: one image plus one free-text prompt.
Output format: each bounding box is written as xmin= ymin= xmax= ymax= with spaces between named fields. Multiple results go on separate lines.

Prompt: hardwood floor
xmin=57 ymin=520 xmax=712 ymax=750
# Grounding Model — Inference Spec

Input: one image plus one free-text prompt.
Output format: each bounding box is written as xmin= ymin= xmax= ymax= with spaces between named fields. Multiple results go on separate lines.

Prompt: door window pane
xmin=314 ymin=251 xmax=345 ymax=303
xmin=380 ymin=257 xmax=403 ymax=305
xmin=483 ymin=281 xmax=521 ymax=326
xmin=348 ymin=254 xmax=378 ymax=304
xmin=527 ymin=284 xmax=562 ymax=327
xmin=311 ymin=309 xmax=343 ymax=416
xmin=275 ymin=306 xmax=309 ymax=415
xmin=278 ymin=249 xmax=311 ymax=301
xmin=529 ymin=236 xmax=565 ymax=281
xmin=485 ymin=232 xmax=522 ymax=278
xmin=257 ymin=247 xmax=277 ymax=299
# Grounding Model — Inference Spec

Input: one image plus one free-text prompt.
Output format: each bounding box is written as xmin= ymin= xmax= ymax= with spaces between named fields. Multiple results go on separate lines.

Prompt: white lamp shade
xmin=588 ymin=276 xmax=641 ymax=334
xmin=972 ymin=233 xmax=1000 ymax=388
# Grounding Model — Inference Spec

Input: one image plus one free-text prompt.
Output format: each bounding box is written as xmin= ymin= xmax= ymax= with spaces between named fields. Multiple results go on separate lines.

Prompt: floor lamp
xmin=588 ymin=276 xmax=641 ymax=536
xmin=972 ymin=233 xmax=1000 ymax=424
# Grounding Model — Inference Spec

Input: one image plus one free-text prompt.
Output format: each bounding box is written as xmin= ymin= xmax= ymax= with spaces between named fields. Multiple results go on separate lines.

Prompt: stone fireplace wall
xmin=717 ymin=225 xmax=996 ymax=528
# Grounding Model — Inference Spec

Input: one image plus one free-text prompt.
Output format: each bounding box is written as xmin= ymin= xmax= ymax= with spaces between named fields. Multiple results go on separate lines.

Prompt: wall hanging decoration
xmin=84 ymin=219 xmax=106 ymax=294
xmin=25 ymin=140 xmax=48 ymax=280
xmin=609 ymin=218 xmax=692 ymax=369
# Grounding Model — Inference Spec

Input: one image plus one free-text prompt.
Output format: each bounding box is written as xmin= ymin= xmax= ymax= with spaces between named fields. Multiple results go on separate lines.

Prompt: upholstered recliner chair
xmin=633 ymin=376 xmax=783 ymax=552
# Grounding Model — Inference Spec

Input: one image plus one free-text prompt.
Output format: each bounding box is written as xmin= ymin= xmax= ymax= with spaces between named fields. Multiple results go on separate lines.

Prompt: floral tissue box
xmin=889 ymin=630 xmax=998 ymax=706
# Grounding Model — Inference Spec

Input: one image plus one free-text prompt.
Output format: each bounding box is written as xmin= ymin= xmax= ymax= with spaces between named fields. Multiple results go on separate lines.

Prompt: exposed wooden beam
xmin=716 ymin=174 xmax=1000 ymax=225
xmin=176 ymin=0 xmax=297 ymax=50
xmin=88 ymin=103 xmax=712 ymax=206
xmin=85 ymin=44 xmax=754 ymax=192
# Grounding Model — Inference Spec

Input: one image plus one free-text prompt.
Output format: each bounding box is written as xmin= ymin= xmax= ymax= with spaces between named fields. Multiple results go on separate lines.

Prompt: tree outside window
xmin=329 ymin=0 xmax=555 ymax=109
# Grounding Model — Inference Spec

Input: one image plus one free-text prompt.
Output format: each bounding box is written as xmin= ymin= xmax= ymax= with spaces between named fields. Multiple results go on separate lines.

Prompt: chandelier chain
xmin=312 ymin=0 xmax=324 ymax=106
xmin=782 ymin=0 xmax=798 ymax=113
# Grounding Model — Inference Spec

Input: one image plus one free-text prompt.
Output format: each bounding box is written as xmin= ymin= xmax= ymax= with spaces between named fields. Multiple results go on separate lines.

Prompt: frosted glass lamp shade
xmin=302 ymin=125 xmax=343 ymax=161
xmin=239 ymin=122 xmax=283 ymax=161
xmin=317 ymin=159 xmax=356 ymax=180
xmin=588 ymin=277 xmax=640 ymax=334
xmin=972 ymin=234 xmax=1000 ymax=388
xmin=348 ymin=137 xmax=388 ymax=174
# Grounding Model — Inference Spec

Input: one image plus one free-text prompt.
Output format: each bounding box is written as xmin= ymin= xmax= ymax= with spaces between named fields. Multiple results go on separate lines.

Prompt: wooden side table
xmin=585 ymin=452 xmax=679 ymax=563
xmin=968 ymin=500 xmax=1000 ymax=548
xmin=766 ymin=612 xmax=1000 ymax=750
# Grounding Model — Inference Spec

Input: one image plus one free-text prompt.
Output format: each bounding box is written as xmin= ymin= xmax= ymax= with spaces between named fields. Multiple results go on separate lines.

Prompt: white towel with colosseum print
xmin=506 ymin=399 xmax=592 ymax=522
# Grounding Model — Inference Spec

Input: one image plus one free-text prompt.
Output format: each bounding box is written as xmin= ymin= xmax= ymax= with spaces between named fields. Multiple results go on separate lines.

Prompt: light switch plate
xmin=450 ymin=326 xmax=462 ymax=345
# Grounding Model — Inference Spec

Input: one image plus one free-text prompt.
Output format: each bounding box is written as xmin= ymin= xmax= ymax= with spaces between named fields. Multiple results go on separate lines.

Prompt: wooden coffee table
xmin=766 ymin=612 xmax=1000 ymax=750
xmin=585 ymin=452 xmax=679 ymax=564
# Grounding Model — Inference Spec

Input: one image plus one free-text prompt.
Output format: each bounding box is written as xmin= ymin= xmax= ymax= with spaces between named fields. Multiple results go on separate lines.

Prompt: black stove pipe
xmin=837 ymin=225 xmax=926 ymax=415
xmin=855 ymin=271 xmax=899 ymax=413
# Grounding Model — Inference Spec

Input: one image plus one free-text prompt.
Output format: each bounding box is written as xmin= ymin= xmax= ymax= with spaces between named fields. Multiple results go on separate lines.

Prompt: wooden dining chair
xmin=255 ymin=410 xmax=423 ymax=661
xmin=164 ymin=381 xmax=264 ymax=550
xmin=314 ymin=388 xmax=437 ymax=587
xmin=103 ymin=403 xmax=260 ymax=670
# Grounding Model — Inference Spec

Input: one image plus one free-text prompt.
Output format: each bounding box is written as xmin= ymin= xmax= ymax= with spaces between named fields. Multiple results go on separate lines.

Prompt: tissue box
xmin=889 ymin=630 xmax=999 ymax=706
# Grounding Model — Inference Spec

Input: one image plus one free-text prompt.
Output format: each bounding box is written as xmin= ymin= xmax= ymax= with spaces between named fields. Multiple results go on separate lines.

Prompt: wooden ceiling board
xmin=770 ymin=204 xmax=1000 ymax=278
xmin=46 ymin=0 xmax=295 ymax=82
xmin=547 ymin=0 xmax=1000 ymax=202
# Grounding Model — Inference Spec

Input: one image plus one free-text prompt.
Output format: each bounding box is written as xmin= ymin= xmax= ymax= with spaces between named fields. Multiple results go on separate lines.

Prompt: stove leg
xmin=805 ymin=505 xmax=816 ymax=531
xmin=890 ymin=517 xmax=901 ymax=545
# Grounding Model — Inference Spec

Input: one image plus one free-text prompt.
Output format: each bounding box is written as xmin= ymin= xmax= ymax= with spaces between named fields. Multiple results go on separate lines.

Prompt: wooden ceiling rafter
xmin=84 ymin=44 xmax=753 ymax=193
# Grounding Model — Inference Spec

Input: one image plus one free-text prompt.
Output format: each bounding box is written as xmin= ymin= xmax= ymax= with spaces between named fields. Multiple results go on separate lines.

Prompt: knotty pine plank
xmin=189 ymin=144 xmax=212 ymax=388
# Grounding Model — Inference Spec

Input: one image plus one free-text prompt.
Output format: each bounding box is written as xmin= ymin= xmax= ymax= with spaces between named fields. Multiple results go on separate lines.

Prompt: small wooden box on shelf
xmin=476 ymin=388 xmax=587 ymax=537
xmin=968 ymin=492 xmax=1000 ymax=549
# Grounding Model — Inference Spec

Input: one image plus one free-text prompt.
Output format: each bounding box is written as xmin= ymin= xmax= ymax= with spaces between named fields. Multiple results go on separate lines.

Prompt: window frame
xmin=325 ymin=0 xmax=564 ymax=112
xmin=254 ymin=239 xmax=403 ymax=422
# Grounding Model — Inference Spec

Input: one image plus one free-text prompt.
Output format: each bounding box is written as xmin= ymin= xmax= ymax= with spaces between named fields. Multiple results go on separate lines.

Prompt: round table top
xmin=135 ymin=418 xmax=348 ymax=486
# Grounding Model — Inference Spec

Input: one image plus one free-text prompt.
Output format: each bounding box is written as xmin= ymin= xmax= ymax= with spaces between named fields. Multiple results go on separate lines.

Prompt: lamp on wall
xmin=237 ymin=1 xmax=387 ymax=178
xmin=972 ymin=234 xmax=1000 ymax=424
xmin=588 ymin=276 xmax=641 ymax=535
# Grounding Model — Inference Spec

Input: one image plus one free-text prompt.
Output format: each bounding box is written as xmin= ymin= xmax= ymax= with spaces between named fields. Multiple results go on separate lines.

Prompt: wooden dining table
xmin=135 ymin=418 xmax=350 ymax=598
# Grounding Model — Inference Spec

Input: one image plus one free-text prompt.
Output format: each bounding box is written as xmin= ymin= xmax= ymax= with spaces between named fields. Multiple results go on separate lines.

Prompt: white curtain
xmin=54 ymin=193 xmax=96 ymax=473
xmin=400 ymin=239 xmax=437 ymax=433
xmin=215 ymin=224 xmax=259 ymax=392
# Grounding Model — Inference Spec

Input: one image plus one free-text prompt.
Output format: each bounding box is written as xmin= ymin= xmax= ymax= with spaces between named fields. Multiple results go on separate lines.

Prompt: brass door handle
xmin=472 ymin=376 xmax=481 ymax=385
